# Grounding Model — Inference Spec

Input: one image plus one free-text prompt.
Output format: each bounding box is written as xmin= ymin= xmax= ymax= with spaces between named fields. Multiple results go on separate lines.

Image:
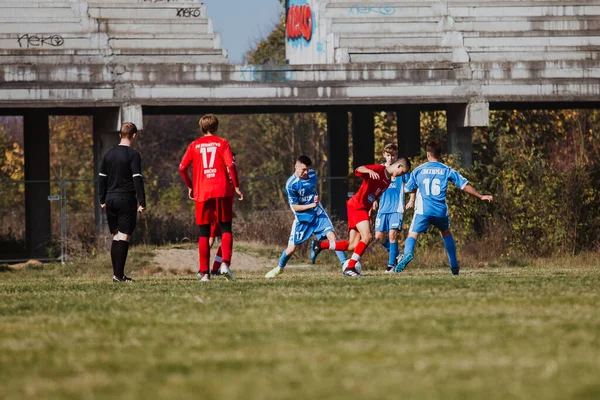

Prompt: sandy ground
xmin=151 ymin=245 xmax=313 ymax=275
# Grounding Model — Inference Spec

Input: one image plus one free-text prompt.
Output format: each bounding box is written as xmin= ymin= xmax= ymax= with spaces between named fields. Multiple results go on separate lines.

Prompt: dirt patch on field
xmin=150 ymin=248 xmax=270 ymax=275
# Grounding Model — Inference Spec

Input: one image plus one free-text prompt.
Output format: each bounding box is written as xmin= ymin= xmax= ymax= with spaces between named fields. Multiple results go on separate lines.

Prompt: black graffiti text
xmin=176 ymin=8 xmax=201 ymax=17
xmin=17 ymin=34 xmax=64 ymax=48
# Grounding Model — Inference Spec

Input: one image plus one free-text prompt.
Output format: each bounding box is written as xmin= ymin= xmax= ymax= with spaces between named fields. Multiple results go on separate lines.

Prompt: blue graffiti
xmin=240 ymin=65 xmax=294 ymax=83
xmin=316 ymin=41 xmax=325 ymax=53
xmin=348 ymin=5 xmax=396 ymax=16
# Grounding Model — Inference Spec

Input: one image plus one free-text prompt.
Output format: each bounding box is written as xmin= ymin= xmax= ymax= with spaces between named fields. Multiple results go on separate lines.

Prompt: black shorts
xmin=106 ymin=196 xmax=137 ymax=235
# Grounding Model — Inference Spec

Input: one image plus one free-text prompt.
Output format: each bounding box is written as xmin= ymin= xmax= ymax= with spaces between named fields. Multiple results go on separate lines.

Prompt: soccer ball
xmin=342 ymin=259 xmax=362 ymax=274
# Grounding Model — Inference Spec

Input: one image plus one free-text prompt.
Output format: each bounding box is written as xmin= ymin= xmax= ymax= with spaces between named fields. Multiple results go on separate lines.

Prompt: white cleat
xmin=199 ymin=273 xmax=210 ymax=282
xmin=220 ymin=265 xmax=236 ymax=281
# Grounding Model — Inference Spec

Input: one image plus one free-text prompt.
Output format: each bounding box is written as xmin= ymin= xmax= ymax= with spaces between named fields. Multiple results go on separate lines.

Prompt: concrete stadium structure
xmin=1 ymin=0 xmax=599 ymax=257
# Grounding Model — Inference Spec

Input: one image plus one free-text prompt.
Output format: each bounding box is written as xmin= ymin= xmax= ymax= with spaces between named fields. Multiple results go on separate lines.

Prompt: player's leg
xmin=437 ymin=217 xmax=459 ymax=275
xmin=266 ymin=243 xmax=297 ymax=278
xmin=267 ymin=219 xmax=306 ymax=278
xmin=217 ymin=197 xmax=236 ymax=281
xmin=385 ymin=213 xmax=401 ymax=272
xmin=395 ymin=214 xmax=428 ymax=273
xmin=374 ymin=214 xmax=390 ymax=252
xmin=111 ymin=197 xmax=137 ymax=282
xmin=313 ymin=212 xmax=347 ymax=267
xmin=344 ymin=220 xmax=372 ymax=277
xmin=210 ymin=220 xmax=223 ymax=275
xmin=324 ymin=231 xmax=347 ymax=267
xmin=196 ymin=200 xmax=213 ymax=281
xmin=106 ymin=199 xmax=120 ymax=280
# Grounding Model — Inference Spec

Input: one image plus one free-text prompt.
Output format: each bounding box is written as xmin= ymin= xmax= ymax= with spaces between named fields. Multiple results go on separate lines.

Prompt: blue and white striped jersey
xmin=405 ymin=161 xmax=468 ymax=217
xmin=285 ymin=169 xmax=323 ymax=223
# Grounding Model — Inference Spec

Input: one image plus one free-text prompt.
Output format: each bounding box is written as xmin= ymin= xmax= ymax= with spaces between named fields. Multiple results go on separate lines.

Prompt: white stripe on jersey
xmin=98 ymin=173 xmax=107 ymax=177
xmin=415 ymin=190 xmax=424 ymax=215
xmin=132 ymin=174 xmax=143 ymax=178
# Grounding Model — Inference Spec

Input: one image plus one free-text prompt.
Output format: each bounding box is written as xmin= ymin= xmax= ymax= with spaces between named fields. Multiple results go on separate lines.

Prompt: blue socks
xmin=335 ymin=250 xmax=347 ymax=266
xmin=389 ymin=242 xmax=399 ymax=266
xmin=380 ymin=238 xmax=390 ymax=252
xmin=278 ymin=249 xmax=292 ymax=268
xmin=404 ymin=237 xmax=416 ymax=256
xmin=442 ymin=234 xmax=459 ymax=269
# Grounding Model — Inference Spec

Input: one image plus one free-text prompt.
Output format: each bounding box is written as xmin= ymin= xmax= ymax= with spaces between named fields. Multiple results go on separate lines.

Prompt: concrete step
xmin=0 ymin=52 xmax=228 ymax=65
xmin=464 ymin=35 xmax=600 ymax=47
xmin=106 ymin=21 xmax=212 ymax=35
xmin=89 ymin=6 xmax=207 ymax=19
xmin=349 ymin=52 xmax=453 ymax=63
xmin=470 ymin=50 xmax=600 ymax=62
xmin=109 ymin=38 xmax=218 ymax=50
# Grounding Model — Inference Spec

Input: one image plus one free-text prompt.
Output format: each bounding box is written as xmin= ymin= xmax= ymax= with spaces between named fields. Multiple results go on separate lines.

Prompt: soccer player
xmin=395 ymin=140 xmax=493 ymax=275
xmin=179 ymin=114 xmax=243 ymax=281
xmin=265 ymin=155 xmax=347 ymax=278
xmin=310 ymin=159 xmax=409 ymax=277
xmin=98 ymin=122 xmax=146 ymax=282
xmin=372 ymin=143 xmax=415 ymax=272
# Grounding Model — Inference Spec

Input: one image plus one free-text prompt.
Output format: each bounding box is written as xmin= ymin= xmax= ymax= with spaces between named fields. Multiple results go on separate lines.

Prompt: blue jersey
xmin=378 ymin=173 xmax=409 ymax=214
xmin=285 ymin=169 xmax=324 ymax=223
xmin=406 ymin=161 xmax=468 ymax=218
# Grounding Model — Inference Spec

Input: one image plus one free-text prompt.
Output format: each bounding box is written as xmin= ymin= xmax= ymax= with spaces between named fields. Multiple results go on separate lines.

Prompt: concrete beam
xmin=327 ymin=109 xmax=349 ymax=220
xmin=447 ymin=104 xmax=473 ymax=167
xmin=119 ymin=104 xmax=143 ymax=130
xmin=23 ymin=109 xmax=51 ymax=258
xmin=351 ymin=108 xmax=374 ymax=169
xmin=452 ymin=100 xmax=489 ymax=128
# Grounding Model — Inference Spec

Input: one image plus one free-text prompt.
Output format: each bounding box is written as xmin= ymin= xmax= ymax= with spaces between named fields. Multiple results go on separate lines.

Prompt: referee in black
xmin=98 ymin=122 xmax=146 ymax=282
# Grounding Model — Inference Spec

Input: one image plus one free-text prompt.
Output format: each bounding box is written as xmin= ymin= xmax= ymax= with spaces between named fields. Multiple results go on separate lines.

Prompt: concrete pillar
xmin=119 ymin=104 xmax=144 ymax=129
xmin=447 ymin=104 xmax=473 ymax=167
xmin=326 ymin=109 xmax=349 ymax=220
xmin=23 ymin=110 xmax=51 ymax=258
xmin=396 ymin=105 xmax=421 ymax=158
xmin=93 ymin=108 xmax=120 ymax=234
xmin=351 ymin=108 xmax=374 ymax=169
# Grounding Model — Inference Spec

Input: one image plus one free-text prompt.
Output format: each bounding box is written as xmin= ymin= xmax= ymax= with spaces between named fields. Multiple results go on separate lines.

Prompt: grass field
xmin=1 ymin=247 xmax=599 ymax=400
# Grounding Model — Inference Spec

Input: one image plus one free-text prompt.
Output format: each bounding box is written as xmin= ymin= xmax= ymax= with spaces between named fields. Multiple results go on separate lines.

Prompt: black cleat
xmin=310 ymin=240 xmax=322 ymax=264
xmin=343 ymin=268 xmax=363 ymax=277
xmin=451 ymin=267 xmax=460 ymax=276
xmin=113 ymin=275 xmax=134 ymax=282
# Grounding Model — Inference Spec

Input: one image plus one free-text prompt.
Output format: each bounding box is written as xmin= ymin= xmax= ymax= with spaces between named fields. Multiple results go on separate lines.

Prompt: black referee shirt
xmin=98 ymin=145 xmax=146 ymax=207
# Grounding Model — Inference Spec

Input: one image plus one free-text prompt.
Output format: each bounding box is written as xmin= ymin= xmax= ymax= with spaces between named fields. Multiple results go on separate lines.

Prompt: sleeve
xmin=178 ymin=143 xmax=194 ymax=189
xmin=449 ymin=169 xmax=469 ymax=190
xmin=222 ymin=141 xmax=240 ymax=188
xmin=402 ymin=173 xmax=411 ymax=193
xmin=98 ymin=155 xmax=108 ymax=204
xmin=405 ymin=172 xmax=417 ymax=192
xmin=286 ymin=183 xmax=299 ymax=205
xmin=131 ymin=152 xmax=146 ymax=208
xmin=354 ymin=164 xmax=384 ymax=178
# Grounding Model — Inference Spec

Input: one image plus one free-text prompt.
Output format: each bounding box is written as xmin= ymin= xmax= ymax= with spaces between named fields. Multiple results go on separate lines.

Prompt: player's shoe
xmin=384 ymin=266 xmax=394 ymax=273
xmin=113 ymin=275 xmax=134 ymax=282
xmin=451 ymin=267 xmax=460 ymax=276
xmin=198 ymin=273 xmax=210 ymax=281
xmin=219 ymin=265 xmax=236 ymax=281
xmin=265 ymin=266 xmax=283 ymax=278
xmin=309 ymin=240 xmax=322 ymax=264
xmin=394 ymin=253 xmax=414 ymax=273
xmin=343 ymin=267 xmax=363 ymax=277
xmin=395 ymin=252 xmax=404 ymax=265
xmin=210 ymin=269 xmax=221 ymax=278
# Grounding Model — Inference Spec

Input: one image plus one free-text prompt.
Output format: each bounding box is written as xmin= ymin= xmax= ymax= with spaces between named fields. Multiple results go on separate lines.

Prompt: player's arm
xmin=223 ymin=143 xmax=243 ymax=200
xmin=131 ymin=152 xmax=147 ymax=212
xmin=286 ymin=186 xmax=317 ymax=212
xmin=406 ymin=192 xmax=416 ymax=210
xmin=178 ymin=144 xmax=194 ymax=199
xmin=98 ymin=156 xmax=108 ymax=208
xmin=355 ymin=165 xmax=380 ymax=180
xmin=463 ymin=184 xmax=493 ymax=202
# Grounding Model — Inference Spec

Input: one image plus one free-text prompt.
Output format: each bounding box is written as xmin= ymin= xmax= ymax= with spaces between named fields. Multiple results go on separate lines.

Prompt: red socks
xmin=198 ymin=236 xmax=210 ymax=274
xmin=348 ymin=241 xmax=368 ymax=269
xmin=221 ymin=232 xmax=233 ymax=267
xmin=319 ymin=240 xmax=349 ymax=251
xmin=212 ymin=246 xmax=223 ymax=272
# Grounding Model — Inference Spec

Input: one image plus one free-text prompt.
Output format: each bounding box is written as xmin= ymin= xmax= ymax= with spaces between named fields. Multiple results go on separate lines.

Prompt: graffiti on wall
xmin=240 ymin=65 xmax=293 ymax=83
xmin=17 ymin=34 xmax=64 ymax=48
xmin=176 ymin=8 xmax=201 ymax=17
xmin=348 ymin=5 xmax=396 ymax=16
xmin=286 ymin=0 xmax=314 ymax=45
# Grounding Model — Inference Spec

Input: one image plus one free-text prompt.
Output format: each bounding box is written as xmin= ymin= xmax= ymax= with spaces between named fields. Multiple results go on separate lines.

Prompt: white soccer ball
xmin=342 ymin=259 xmax=362 ymax=274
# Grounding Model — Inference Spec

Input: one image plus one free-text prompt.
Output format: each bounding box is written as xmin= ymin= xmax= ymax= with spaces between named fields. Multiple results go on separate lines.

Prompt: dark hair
xmin=120 ymin=122 xmax=138 ymax=139
xmin=426 ymin=140 xmax=442 ymax=158
xmin=398 ymin=156 xmax=411 ymax=170
xmin=297 ymin=155 xmax=312 ymax=167
xmin=383 ymin=143 xmax=398 ymax=154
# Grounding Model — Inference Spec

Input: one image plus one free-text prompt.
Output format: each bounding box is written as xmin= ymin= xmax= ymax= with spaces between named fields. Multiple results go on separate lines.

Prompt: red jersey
xmin=179 ymin=135 xmax=239 ymax=202
xmin=347 ymin=164 xmax=391 ymax=210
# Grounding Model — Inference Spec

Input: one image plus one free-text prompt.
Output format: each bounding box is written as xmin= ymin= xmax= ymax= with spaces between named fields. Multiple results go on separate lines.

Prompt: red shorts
xmin=195 ymin=197 xmax=233 ymax=225
xmin=210 ymin=220 xmax=221 ymax=238
xmin=347 ymin=202 xmax=370 ymax=230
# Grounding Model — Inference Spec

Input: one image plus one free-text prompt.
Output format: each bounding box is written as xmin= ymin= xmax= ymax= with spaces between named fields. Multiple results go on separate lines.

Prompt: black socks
xmin=111 ymin=240 xmax=130 ymax=278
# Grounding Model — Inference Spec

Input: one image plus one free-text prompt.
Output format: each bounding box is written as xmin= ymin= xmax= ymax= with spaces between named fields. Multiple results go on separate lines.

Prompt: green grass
xmin=1 ymin=251 xmax=599 ymax=400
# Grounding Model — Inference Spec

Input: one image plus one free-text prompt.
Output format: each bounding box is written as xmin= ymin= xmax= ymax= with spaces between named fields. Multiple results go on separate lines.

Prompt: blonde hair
xmin=199 ymin=114 xmax=219 ymax=134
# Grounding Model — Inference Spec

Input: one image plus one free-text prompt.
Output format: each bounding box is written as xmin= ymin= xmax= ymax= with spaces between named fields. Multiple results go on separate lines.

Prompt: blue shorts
xmin=409 ymin=214 xmax=450 ymax=234
xmin=374 ymin=212 xmax=403 ymax=232
xmin=288 ymin=211 xmax=335 ymax=245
